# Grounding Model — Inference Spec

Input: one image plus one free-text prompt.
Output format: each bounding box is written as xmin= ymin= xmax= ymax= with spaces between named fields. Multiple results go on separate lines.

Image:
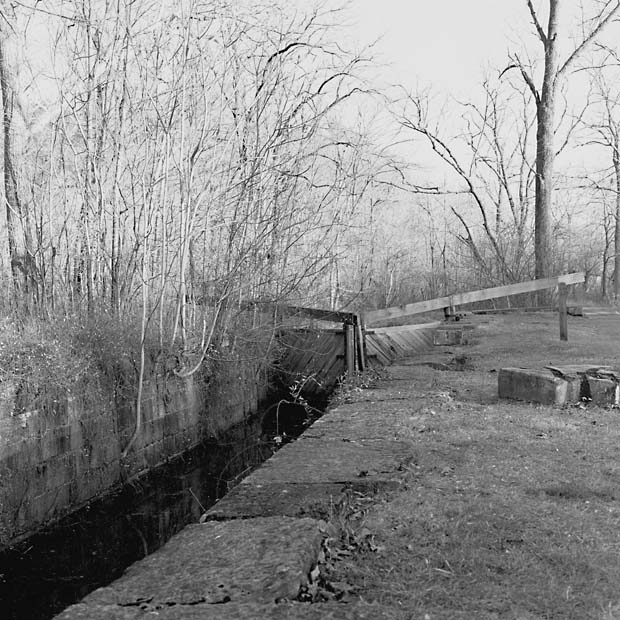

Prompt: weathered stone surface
xmin=342 ymin=383 xmax=414 ymax=398
xmin=586 ymin=376 xmax=619 ymax=406
xmin=2 ymin=355 xmax=270 ymax=548
xmin=76 ymin=518 xmax=323 ymax=608
xmin=498 ymin=367 xmax=581 ymax=405
xmin=499 ymin=365 xmax=620 ymax=407
xmin=303 ymin=403 xmax=417 ymax=441
xmin=55 ymin=601 xmax=406 ymax=620
xmin=240 ymin=436 xmax=414 ymax=487
xmin=204 ymin=482 xmax=346 ymax=520
xmin=54 ymin=605 xmax=141 ymax=620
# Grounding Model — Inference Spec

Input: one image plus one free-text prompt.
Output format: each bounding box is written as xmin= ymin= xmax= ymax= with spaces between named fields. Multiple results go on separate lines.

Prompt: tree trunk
xmin=534 ymin=0 xmax=560 ymax=281
xmin=0 ymin=26 xmax=36 ymax=307
xmin=534 ymin=98 xmax=555 ymax=280
xmin=613 ymin=146 xmax=620 ymax=299
xmin=0 ymin=33 xmax=19 ymax=283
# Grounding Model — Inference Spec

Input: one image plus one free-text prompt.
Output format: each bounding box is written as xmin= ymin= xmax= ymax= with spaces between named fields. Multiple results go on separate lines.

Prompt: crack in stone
xmin=118 ymin=595 xmax=243 ymax=610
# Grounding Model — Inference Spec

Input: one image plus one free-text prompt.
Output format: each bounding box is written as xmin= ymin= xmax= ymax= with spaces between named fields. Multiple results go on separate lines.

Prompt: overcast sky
xmin=327 ymin=2 xmax=620 ymax=181
xmin=343 ymin=1 xmax=526 ymax=96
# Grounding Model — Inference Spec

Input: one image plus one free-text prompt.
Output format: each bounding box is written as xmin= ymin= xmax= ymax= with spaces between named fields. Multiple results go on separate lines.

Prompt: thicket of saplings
xmin=0 ymin=1 xmax=389 ymax=424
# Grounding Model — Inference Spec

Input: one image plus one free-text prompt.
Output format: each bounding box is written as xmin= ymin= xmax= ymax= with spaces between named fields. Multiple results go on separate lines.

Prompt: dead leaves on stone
xmin=298 ymin=489 xmax=383 ymax=603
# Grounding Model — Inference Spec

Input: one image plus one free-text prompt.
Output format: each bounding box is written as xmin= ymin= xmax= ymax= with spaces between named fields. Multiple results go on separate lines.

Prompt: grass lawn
xmin=326 ymin=312 xmax=620 ymax=620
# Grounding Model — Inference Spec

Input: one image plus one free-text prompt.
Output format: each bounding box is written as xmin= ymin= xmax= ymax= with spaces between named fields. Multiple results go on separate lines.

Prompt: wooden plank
xmin=280 ymin=332 xmax=321 ymax=370
xmin=246 ymin=302 xmax=355 ymax=324
xmin=278 ymin=329 xmax=346 ymax=396
xmin=345 ymin=324 xmax=355 ymax=374
xmin=366 ymin=334 xmax=395 ymax=364
xmin=314 ymin=333 xmax=345 ymax=386
xmin=280 ymin=332 xmax=330 ymax=381
xmin=365 ymin=323 xmax=438 ymax=365
xmin=372 ymin=321 xmax=443 ymax=333
xmin=365 ymin=335 xmax=393 ymax=366
xmin=365 ymin=273 xmax=585 ymax=326
xmin=365 ymin=298 xmax=455 ymax=324
xmin=356 ymin=321 xmax=366 ymax=371
xmin=472 ymin=306 xmax=554 ymax=314
xmin=558 ymin=283 xmax=568 ymax=341
xmin=471 ymin=304 xmax=582 ymax=315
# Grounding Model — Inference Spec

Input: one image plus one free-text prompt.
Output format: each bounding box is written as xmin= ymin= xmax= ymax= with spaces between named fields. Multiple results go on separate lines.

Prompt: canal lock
xmin=0 ymin=390 xmax=326 ymax=620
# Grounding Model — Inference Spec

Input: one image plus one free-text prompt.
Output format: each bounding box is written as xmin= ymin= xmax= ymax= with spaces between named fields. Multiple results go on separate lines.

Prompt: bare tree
xmin=579 ymin=48 xmax=620 ymax=297
xmin=398 ymin=78 xmax=537 ymax=285
xmin=507 ymin=0 xmax=620 ymax=279
xmin=0 ymin=8 xmax=37 ymax=301
xmin=24 ymin=0 xmax=383 ymax=365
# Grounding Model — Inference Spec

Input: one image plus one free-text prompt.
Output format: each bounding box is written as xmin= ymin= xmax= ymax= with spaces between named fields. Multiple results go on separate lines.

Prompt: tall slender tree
xmin=508 ymin=0 xmax=620 ymax=279
xmin=0 ymin=8 xmax=37 ymax=302
xmin=579 ymin=48 xmax=620 ymax=298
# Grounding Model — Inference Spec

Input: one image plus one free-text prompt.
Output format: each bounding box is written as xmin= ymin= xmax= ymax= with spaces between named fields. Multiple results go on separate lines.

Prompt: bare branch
xmin=558 ymin=1 xmax=620 ymax=77
xmin=525 ymin=0 xmax=547 ymax=44
xmin=502 ymin=55 xmax=540 ymax=104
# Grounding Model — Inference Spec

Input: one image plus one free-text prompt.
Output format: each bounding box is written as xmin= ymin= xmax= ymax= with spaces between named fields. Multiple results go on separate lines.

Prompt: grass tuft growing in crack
xmin=297 ymin=488 xmax=382 ymax=604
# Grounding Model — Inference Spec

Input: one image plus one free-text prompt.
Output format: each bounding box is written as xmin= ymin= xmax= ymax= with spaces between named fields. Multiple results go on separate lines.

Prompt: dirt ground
xmin=325 ymin=312 xmax=620 ymax=620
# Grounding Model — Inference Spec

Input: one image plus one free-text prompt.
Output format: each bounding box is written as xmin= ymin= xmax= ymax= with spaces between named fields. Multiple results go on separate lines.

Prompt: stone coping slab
xmin=238 ymin=436 xmax=414 ymax=486
xmin=340 ymin=386 xmax=416 ymax=400
xmin=55 ymin=371 xmax=419 ymax=620
xmin=204 ymin=482 xmax=347 ymax=520
xmin=59 ymin=517 xmax=323 ymax=614
xmin=55 ymin=601 xmax=406 ymax=619
xmin=303 ymin=404 xmax=417 ymax=441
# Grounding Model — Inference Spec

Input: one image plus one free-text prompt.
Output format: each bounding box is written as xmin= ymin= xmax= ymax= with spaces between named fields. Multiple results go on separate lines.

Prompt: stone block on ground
xmin=433 ymin=328 xmax=469 ymax=346
xmin=499 ymin=365 xmax=620 ymax=407
xmin=498 ymin=367 xmax=581 ymax=406
xmin=582 ymin=306 xmax=620 ymax=317
xmin=59 ymin=517 xmax=323 ymax=613
xmin=544 ymin=365 xmax=619 ymax=406
xmin=586 ymin=376 xmax=619 ymax=406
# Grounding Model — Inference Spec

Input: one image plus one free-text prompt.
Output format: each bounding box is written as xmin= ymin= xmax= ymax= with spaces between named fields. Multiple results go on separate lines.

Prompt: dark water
xmin=0 ymin=399 xmax=319 ymax=620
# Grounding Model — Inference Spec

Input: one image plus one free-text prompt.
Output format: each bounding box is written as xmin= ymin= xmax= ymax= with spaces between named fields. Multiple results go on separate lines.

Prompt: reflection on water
xmin=0 ymin=400 xmax=316 ymax=620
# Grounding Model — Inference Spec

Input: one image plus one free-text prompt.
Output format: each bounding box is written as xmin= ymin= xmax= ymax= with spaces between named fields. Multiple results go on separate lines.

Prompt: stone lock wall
xmin=0 ymin=357 xmax=269 ymax=549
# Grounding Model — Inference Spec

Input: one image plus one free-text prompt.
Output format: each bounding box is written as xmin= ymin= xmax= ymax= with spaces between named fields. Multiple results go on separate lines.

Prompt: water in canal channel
xmin=0 ymin=397 xmax=321 ymax=620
